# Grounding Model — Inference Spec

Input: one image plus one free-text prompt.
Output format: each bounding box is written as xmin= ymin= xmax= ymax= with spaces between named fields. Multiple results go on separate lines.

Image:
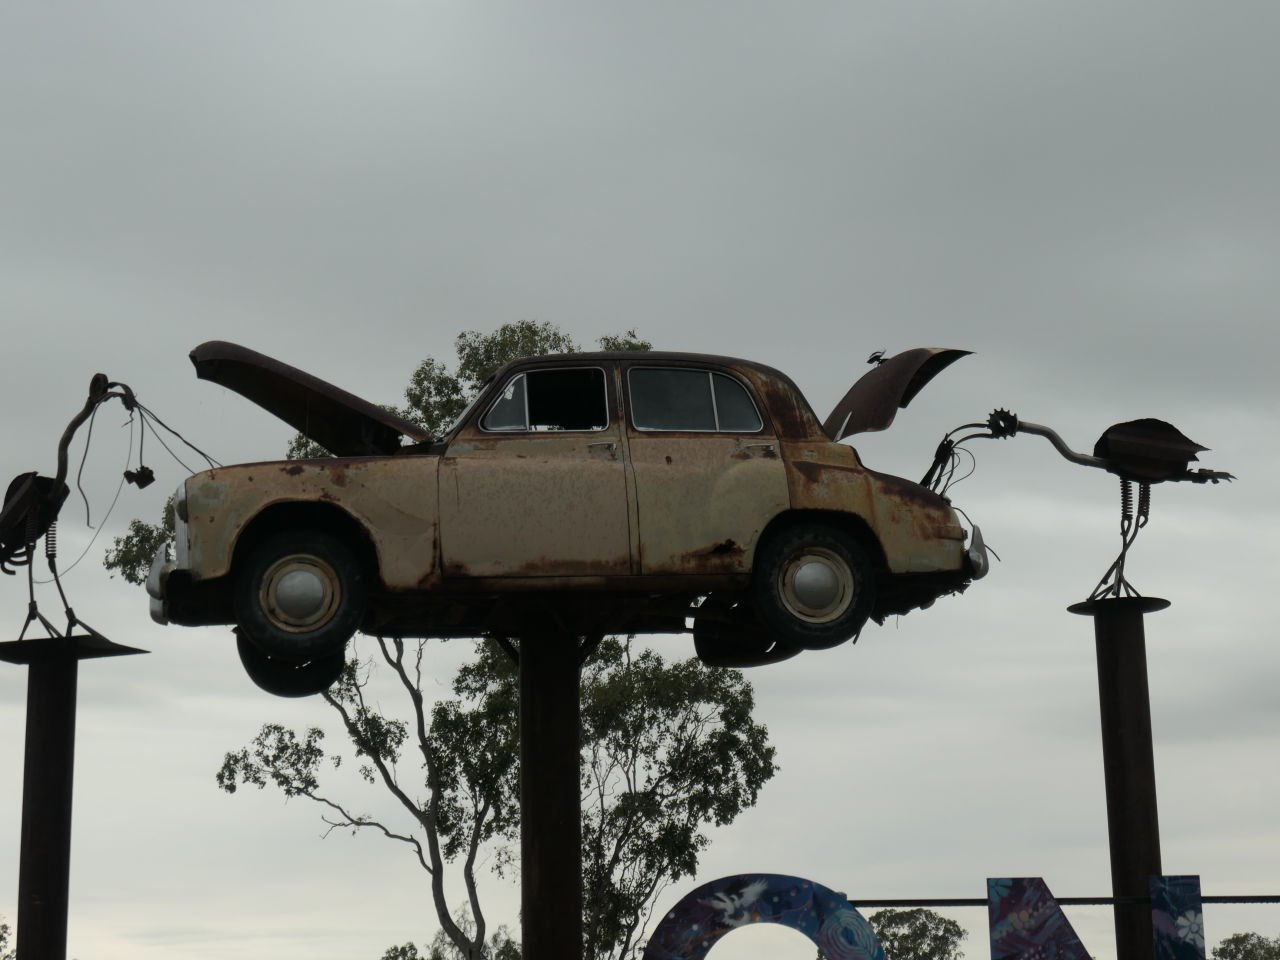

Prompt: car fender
xmin=780 ymin=442 xmax=966 ymax=574
xmin=183 ymin=458 xmax=439 ymax=589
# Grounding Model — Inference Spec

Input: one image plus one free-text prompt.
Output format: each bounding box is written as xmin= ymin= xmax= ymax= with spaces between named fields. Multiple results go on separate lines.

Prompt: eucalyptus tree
xmin=866 ymin=909 xmax=967 ymax=960
xmin=1213 ymin=933 xmax=1280 ymax=960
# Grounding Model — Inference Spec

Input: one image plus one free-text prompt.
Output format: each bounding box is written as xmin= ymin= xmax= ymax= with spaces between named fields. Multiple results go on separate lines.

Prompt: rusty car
xmin=147 ymin=342 xmax=988 ymax=695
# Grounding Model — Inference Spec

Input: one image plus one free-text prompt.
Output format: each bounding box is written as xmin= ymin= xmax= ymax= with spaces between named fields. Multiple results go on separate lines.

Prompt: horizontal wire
xmin=847 ymin=895 xmax=1280 ymax=908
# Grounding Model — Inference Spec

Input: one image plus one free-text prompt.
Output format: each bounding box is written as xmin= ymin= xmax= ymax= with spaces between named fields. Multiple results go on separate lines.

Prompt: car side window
xmin=629 ymin=368 xmax=764 ymax=433
xmin=711 ymin=373 xmax=764 ymax=432
xmin=481 ymin=368 xmax=609 ymax=432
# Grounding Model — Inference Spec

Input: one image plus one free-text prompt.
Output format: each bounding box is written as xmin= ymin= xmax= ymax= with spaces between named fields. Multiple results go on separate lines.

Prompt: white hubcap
xmin=261 ymin=556 xmax=340 ymax=632
xmin=779 ymin=548 xmax=855 ymax=623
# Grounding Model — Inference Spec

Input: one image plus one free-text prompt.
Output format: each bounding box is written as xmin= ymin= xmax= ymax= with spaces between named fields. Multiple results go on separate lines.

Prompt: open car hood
xmin=823 ymin=347 xmax=970 ymax=441
xmin=190 ymin=341 xmax=432 ymax=456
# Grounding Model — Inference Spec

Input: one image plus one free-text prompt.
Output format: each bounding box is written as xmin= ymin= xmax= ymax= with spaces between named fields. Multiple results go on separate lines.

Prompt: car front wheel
xmin=752 ymin=522 xmax=876 ymax=650
xmin=234 ymin=529 xmax=367 ymax=664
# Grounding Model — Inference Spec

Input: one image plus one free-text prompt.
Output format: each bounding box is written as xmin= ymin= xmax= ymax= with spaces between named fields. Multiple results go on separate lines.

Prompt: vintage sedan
xmin=148 ymin=342 xmax=988 ymax=695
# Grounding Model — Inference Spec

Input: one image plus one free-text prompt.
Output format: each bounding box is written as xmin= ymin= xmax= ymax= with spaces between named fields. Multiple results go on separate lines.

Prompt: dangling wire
xmin=75 ymin=404 xmax=100 ymax=526
xmin=922 ymin=420 xmax=1000 ymax=494
xmin=939 ymin=445 xmax=977 ymax=497
xmin=136 ymin=402 xmax=220 ymax=470
xmin=137 ymin=404 xmax=146 ymax=472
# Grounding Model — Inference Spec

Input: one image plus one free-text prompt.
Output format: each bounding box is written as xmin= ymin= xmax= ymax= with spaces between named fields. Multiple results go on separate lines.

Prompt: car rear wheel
xmin=693 ymin=595 xmax=803 ymax=668
xmin=236 ymin=630 xmax=347 ymax=698
xmin=752 ymin=522 xmax=876 ymax=650
xmin=234 ymin=530 xmax=367 ymax=663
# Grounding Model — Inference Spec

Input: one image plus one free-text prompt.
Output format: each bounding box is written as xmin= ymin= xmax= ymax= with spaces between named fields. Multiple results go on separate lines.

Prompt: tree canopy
xmin=863 ymin=909 xmax=967 ymax=960
xmin=1212 ymin=932 xmax=1280 ymax=960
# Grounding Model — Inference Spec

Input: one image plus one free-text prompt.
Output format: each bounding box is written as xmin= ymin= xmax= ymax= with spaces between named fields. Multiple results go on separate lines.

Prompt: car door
xmin=439 ymin=364 xmax=631 ymax=577
xmin=625 ymin=365 xmax=790 ymax=575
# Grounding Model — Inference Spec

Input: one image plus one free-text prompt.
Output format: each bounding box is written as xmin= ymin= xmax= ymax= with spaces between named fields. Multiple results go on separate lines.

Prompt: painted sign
xmin=644 ymin=872 xmax=1206 ymax=960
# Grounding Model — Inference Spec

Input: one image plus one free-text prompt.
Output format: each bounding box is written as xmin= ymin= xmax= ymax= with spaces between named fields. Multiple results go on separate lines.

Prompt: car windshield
xmin=443 ymin=380 xmax=491 ymax=438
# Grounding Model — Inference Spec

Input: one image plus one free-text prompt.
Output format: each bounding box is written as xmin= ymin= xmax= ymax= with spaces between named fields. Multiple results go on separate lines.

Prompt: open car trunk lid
xmin=824 ymin=347 xmax=970 ymax=441
xmin=190 ymin=341 xmax=432 ymax=456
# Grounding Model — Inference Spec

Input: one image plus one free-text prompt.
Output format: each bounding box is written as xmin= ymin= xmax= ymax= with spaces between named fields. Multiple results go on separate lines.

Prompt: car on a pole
xmin=148 ymin=342 xmax=988 ymax=695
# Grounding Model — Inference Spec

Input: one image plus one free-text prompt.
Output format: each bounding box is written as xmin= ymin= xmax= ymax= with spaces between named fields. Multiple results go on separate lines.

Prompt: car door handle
xmin=588 ymin=441 xmax=618 ymax=458
xmin=739 ymin=443 xmax=776 ymax=457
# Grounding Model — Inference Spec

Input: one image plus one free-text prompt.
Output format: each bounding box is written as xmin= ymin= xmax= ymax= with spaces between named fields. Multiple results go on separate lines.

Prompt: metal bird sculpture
xmin=0 ymin=375 xmax=145 ymax=643
xmin=922 ymin=409 xmax=1233 ymax=601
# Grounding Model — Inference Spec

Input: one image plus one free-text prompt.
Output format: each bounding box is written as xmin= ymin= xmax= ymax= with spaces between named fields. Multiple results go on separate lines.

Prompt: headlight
xmin=966 ymin=524 xmax=991 ymax=580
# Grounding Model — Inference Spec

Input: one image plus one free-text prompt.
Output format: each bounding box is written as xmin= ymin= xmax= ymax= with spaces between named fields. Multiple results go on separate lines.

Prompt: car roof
xmin=495 ymin=349 xmax=783 ymax=373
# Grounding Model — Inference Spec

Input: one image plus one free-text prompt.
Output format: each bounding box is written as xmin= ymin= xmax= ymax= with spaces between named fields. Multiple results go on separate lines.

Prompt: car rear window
xmin=629 ymin=368 xmax=763 ymax=433
xmin=481 ymin=368 xmax=609 ymax=432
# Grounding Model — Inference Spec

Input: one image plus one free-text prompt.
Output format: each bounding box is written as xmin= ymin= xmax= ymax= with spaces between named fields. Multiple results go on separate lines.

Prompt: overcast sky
xmin=2 ymin=3 xmax=1278 ymax=958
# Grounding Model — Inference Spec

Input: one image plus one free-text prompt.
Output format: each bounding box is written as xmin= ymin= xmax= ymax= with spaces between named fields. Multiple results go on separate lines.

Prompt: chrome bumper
xmin=966 ymin=524 xmax=991 ymax=580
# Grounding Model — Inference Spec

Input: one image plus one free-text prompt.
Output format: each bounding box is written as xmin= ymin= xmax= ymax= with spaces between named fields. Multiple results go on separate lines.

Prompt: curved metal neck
xmin=1016 ymin=421 xmax=1109 ymax=471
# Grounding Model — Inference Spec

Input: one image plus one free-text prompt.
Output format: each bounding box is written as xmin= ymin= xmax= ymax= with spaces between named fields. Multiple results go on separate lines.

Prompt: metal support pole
xmin=1 ymin=633 xmax=145 ymax=960
xmin=16 ymin=645 xmax=79 ymax=960
xmin=1069 ymin=596 xmax=1168 ymax=960
xmin=519 ymin=628 xmax=583 ymax=960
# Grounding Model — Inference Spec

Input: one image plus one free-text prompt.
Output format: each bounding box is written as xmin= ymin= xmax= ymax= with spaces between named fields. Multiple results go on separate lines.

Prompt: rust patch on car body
xmin=734 ymin=365 xmax=827 ymax=441
xmin=182 ymin=457 xmax=438 ymax=589
xmin=482 ymin=554 xmax=633 ymax=579
xmin=783 ymin=441 xmax=966 ymax=574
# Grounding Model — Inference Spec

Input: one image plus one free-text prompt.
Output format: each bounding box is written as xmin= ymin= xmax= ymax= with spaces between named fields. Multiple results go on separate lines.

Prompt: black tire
xmin=693 ymin=595 xmax=803 ymax=669
xmin=751 ymin=521 xmax=876 ymax=650
xmin=236 ymin=630 xmax=346 ymax=698
xmin=234 ymin=529 xmax=367 ymax=663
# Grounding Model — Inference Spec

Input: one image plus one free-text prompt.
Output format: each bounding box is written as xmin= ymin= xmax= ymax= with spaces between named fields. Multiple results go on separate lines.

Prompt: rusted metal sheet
xmin=183 ymin=456 xmax=438 ymax=588
xmin=824 ymin=348 xmax=970 ymax=440
xmin=782 ymin=442 xmax=967 ymax=574
xmin=731 ymin=365 xmax=828 ymax=442
xmin=439 ymin=431 xmax=631 ymax=577
xmin=627 ymin=432 xmax=790 ymax=575
xmin=190 ymin=341 xmax=432 ymax=456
